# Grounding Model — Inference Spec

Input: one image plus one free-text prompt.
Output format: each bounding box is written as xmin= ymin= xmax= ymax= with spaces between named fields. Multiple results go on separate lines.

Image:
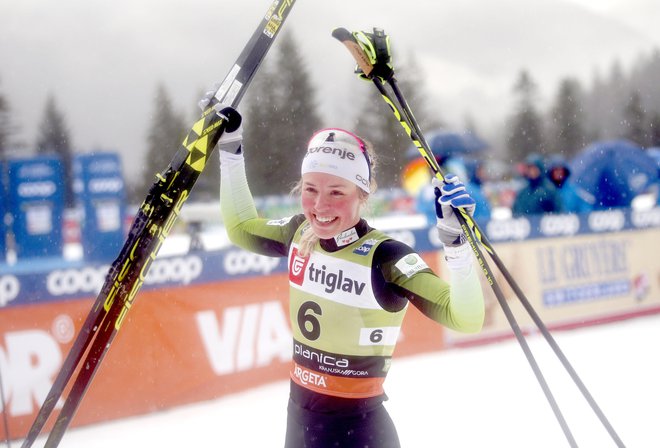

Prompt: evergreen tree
xmin=621 ymin=90 xmax=647 ymax=146
xmin=353 ymin=85 xmax=408 ymax=188
xmin=506 ymin=70 xmax=545 ymax=162
xmin=242 ymin=59 xmax=280 ymax=196
xmin=36 ymin=94 xmax=74 ymax=206
xmin=649 ymin=112 xmax=660 ymax=148
xmin=548 ymin=77 xmax=587 ymax=158
xmin=242 ymin=30 xmax=322 ymax=196
xmin=0 ymin=78 xmax=14 ymax=160
xmin=354 ymin=53 xmax=441 ymax=189
xmin=136 ymin=84 xmax=187 ymax=202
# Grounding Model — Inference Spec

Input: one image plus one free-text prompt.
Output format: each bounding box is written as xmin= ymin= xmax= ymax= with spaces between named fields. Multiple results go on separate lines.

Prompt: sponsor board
xmin=0 ymin=270 xmax=443 ymax=440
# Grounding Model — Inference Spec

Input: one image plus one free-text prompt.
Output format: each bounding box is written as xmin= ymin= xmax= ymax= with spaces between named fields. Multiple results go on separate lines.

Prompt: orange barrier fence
xmin=2 ymin=218 xmax=660 ymax=440
xmin=0 ymin=251 xmax=444 ymax=440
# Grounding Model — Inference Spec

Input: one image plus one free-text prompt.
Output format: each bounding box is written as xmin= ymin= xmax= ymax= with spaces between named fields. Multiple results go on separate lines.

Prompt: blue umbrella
xmin=570 ymin=139 xmax=658 ymax=209
xmin=406 ymin=129 xmax=488 ymax=161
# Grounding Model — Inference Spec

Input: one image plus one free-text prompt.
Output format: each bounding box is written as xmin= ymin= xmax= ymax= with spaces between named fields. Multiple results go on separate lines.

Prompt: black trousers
xmin=284 ymin=397 xmax=401 ymax=448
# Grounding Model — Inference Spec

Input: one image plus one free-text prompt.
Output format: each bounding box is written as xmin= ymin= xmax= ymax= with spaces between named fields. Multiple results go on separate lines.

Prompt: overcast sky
xmin=1 ymin=0 xmax=659 ymax=179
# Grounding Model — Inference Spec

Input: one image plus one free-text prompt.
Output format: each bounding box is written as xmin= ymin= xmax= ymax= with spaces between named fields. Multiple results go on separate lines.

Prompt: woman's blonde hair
xmin=292 ymin=137 xmax=378 ymax=257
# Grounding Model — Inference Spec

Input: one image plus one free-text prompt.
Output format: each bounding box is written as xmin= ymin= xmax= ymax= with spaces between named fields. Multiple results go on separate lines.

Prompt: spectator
xmin=512 ymin=153 xmax=563 ymax=216
xmin=546 ymin=155 xmax=593 ymax=213
xmin=462 ymin=158 xmax=492 ymax=221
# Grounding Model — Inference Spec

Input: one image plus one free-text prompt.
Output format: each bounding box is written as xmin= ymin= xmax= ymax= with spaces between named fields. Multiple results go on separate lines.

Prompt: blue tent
xmin=570 ymin=140 xmax=658 ymax=209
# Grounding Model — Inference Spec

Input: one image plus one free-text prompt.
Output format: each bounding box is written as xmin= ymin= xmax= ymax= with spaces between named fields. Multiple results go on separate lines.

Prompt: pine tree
xmin=136 ymin=84 xmax=187 ymax=202
xmin=354 ymin=52 xmax=442 ymax=189
xmin=0 ymin=78 xmax=13 ymax=160
xmin=506 ymin=70 xmax=545 ymax=162
xmin=649 ymin=113 xmax=660 ymax=147
xmin=621 ymin=90 xmax=647 ymax=146
xmin=36 ymin=94 xmax=74 ymax=206
xmin=242 ymin=59 xmax=280 ymax=197
xmin=548 ymin=77 xmax=587 ymax=158
xmin=242 ymin=30 xmax=322 ymax=196
xmin=353 ymin=85 xmax=408 ymax=188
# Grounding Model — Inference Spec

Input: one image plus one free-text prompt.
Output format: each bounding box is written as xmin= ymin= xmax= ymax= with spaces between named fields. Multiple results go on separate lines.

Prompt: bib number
xmin=297 ymin=301 xmax=322 ymax=340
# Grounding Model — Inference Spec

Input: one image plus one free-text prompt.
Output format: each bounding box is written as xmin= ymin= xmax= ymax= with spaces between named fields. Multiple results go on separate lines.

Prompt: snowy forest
xmin=1 ymin=31 xmax=659 ymax=203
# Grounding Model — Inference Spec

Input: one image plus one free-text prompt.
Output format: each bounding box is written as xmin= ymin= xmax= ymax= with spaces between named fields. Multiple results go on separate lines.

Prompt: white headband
xmin=300 ymin=128 xmax=371 ymax=193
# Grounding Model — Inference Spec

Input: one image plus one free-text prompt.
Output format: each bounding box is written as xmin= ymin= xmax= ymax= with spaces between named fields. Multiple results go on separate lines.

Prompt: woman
xmin=215 ymin=105 xmax=485 ymax=447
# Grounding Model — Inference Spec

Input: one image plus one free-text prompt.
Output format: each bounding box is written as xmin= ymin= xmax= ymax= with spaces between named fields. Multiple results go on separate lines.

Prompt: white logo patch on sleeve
xmin=266 ymin=216 xmax=293 ymax=226
xmin=395 ymin=253 xmax=429 ymax=278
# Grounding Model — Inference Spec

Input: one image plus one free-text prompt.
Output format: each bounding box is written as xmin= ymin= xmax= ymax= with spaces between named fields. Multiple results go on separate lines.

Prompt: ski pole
xmin=385 ymin=70 xmax=624 ymax=446
xmin=333 ymin=26 xmax=625 ymax=448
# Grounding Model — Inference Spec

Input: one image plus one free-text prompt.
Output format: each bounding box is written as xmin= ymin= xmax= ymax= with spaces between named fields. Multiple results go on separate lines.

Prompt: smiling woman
xmin=215 ymin=104 xmax=487 ymax=447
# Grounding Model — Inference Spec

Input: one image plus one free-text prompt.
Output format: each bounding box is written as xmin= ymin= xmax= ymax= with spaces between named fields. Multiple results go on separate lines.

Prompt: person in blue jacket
xmin=546 ymin=154 xmax=593 ymax=213
xmin=512 ymin=153 xmax=562 ymax=216
xmin=462 ymin=158 xmax=492 ymax=221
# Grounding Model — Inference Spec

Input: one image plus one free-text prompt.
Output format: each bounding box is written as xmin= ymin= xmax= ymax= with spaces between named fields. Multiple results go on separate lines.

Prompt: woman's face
xmin=301 ymin=172 xmax=363 ymax=239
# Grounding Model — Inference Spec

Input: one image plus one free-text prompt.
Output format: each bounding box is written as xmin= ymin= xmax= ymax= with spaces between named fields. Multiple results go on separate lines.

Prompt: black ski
xmin=20 ymin=1 xmax=296 ymax=447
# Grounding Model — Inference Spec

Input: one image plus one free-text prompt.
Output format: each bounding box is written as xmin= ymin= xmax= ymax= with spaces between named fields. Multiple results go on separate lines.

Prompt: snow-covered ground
xmin=20 ymin=312 xmax=659 ymax=448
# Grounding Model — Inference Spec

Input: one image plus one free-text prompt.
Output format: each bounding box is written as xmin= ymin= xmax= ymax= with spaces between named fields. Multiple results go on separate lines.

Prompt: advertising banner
xmin=1 ymin=208 xmax=659 ymax=440
xmin=0 ymin=251 xmax=444 ymax=440
xmin=445 ymin=227 xmax=660 ymax=346
xmin=6 ymin=157 xmax=64 ymax=259
xmin=73 ymin=152 xmax=126 ymax=262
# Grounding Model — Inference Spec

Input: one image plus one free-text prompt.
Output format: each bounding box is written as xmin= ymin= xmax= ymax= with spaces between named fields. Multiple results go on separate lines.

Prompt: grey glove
xmin=433 ymin=174 xmax=476 ymax=247
xmin=198 ymin=88 xmax=243 ymax=154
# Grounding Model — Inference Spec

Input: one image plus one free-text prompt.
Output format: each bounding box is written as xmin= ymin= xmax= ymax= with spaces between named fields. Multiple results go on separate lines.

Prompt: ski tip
xmin=331 ymin=27 xmax=352 ymax=42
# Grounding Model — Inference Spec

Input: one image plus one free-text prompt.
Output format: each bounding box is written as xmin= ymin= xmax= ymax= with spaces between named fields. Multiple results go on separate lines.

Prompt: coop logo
xmin=588 ymin=210 xmax=625 ymax=232
xmin=17 ymin=181 xmax=57 ymax=198
xmin=88 ymin=178 xmax=123 ymax=194
xmin=145 ymin=255 xmax=203 ymax=285
xmin=289 ymin=248 xmax=309 ymax=286
xmin=0 ymin=275 xmax=20 ymax=306
xmin=631 ymin=208 xmax=660 ymax=228
xmin=354 ymin=239 xmax=378 ymax=256
xmin=487 ymin=218 xmax=531 ymax=241
xmin=89 ymin=159 xmax=120 ymax=174
xmin=46 ymin=266 xmax=110 ymax=296
xmin=539 ymin=214 xmax=580 ymax=237
xmin=224 ymin=250 xmax=279 ymax=276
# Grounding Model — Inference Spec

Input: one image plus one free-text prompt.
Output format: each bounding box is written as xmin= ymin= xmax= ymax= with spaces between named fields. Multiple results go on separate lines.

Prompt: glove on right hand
xmin=216 ymin=106 xmax=243 ymax=154
xmin=434 ymin=174 xmax=476 ymax=247
xmin=198 ymin=86 xmax=243 ymax=154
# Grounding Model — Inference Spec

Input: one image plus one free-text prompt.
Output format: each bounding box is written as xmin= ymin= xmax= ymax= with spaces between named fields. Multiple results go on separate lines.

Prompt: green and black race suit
xmin=220 ymin=151 xmax=484 ymax=406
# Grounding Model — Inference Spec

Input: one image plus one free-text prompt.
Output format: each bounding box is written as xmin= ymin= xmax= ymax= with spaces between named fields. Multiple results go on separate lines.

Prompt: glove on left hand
xmin=434 ymin=174 xmax=476 ymax=247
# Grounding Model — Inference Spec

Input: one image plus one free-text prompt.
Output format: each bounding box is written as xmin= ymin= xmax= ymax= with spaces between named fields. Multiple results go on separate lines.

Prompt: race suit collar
xmin=319 ymin=219 xmax=371 ymax=252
